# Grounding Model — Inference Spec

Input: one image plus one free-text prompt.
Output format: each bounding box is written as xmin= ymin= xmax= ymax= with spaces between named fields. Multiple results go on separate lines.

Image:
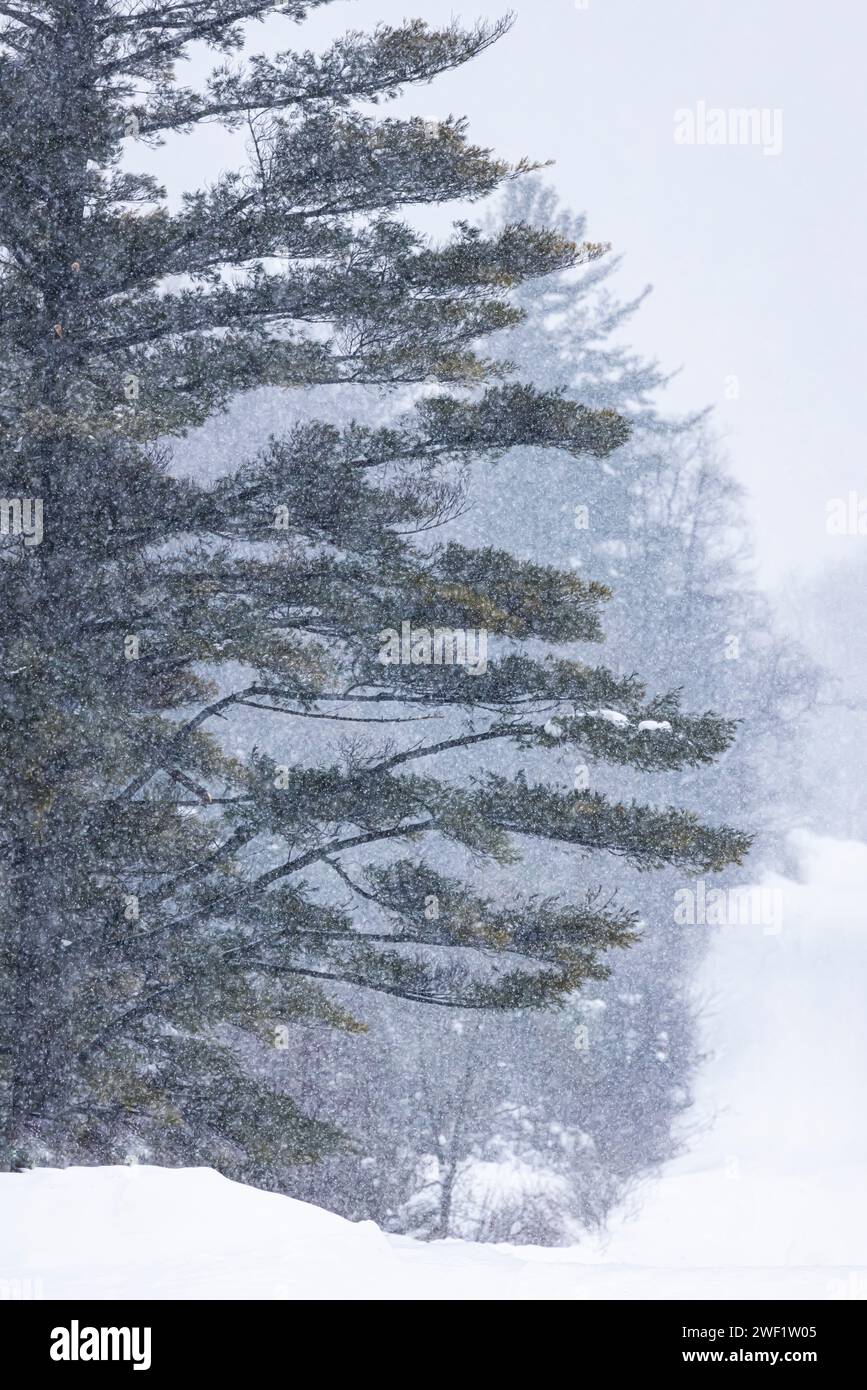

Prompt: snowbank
xmin=0 ymin=1162 xmax=857 ymax=1300
xmin=1 ymin=832 xmax=865 ymax=1300
xmin=0 ymin=1161 xmax=861 ymax=1299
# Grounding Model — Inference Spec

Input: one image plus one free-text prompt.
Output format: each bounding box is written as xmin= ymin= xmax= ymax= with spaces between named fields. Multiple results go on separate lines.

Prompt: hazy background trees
xmin=269 ymin=179 xmax=819 ymax=1240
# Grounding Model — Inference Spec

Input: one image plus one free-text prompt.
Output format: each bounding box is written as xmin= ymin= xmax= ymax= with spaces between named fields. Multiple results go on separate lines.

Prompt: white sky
xmin=149 ymin=0 xmax=867 ymax=587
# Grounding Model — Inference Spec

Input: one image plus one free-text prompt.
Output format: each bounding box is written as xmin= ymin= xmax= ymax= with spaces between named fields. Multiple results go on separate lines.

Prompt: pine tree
xmin=0 ymin=2 xmax=749 ymax=1181
xmin=278 ymin=181 xmax=801 ymax=1241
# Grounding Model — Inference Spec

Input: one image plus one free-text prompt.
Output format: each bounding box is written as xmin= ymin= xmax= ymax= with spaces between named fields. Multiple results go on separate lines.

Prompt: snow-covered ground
xmin=2 ymin=831 xmax=865 ymax=1299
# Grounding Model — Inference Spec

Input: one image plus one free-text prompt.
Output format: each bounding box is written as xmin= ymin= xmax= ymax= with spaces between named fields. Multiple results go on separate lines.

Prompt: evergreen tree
xmin=0 ymin=3 xmax=748 ymax=1181
xmin=281 ymin=181 xmax=813 ymax=1241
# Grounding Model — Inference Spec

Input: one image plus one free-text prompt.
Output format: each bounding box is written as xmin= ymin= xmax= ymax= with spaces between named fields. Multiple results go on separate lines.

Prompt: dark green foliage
xmin=0 ymin=2 xmax=747 ymax=1180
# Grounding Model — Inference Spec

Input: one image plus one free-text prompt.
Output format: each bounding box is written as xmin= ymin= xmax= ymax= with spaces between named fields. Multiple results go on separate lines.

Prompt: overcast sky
xmin=151 ymin=0 xmax=867 ymax=587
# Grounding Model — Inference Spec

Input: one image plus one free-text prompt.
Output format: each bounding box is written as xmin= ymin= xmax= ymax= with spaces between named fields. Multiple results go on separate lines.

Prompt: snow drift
xmin=2 ymin=832 xmax=865 ymax=1300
